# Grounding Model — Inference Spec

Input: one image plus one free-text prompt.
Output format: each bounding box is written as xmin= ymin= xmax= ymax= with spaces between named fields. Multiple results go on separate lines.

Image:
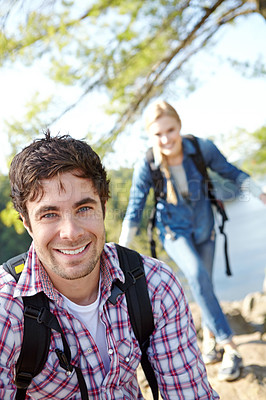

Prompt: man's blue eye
xmin=79 ymin=206 xmax=91 ymax=212
xmin=43 ymin=213 xmax=57 ymax=218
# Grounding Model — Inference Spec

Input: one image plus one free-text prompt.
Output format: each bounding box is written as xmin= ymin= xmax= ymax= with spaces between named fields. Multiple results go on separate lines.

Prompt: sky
xmin=0 ymin=11 xmax=266 ymax=174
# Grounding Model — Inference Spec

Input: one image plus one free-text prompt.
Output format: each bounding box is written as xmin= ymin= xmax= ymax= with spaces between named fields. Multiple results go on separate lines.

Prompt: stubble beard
xmin=39 ymin=234 xmax=106 ymax=281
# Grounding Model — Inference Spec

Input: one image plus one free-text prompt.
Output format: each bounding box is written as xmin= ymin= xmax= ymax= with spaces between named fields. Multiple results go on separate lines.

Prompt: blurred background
xmin=1 ymin=0 xmax=266 ymax=301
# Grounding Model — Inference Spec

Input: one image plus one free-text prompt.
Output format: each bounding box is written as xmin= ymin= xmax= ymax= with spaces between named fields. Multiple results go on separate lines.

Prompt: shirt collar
xmin=182 ymin=135 xmax=198 ymax=157
xmin=99 ymin=243 xmax=125 ymax=302
xmin=13 ymin=242 xmax=61 ymax=302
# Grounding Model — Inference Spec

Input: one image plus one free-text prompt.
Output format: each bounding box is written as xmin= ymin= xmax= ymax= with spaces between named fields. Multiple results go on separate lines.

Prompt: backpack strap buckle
xmin=24 ymin=305 xmax=47 ymax=323
xmin=128 ymin=267 xmax=144 ymax=282
xmin=14 ymin=371 xmax=33 ymax=389
xmin=109 ymin=266 xmax=145 ymax=305
xmin=55 ymin=349 xmax=73 ymax=374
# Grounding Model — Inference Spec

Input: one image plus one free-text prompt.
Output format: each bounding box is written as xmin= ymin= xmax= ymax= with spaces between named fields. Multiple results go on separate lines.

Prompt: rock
xmin=204 ymin=331 xmax=266 ymax=400
xmin=138 ymin=292 xmax=266 ymax=400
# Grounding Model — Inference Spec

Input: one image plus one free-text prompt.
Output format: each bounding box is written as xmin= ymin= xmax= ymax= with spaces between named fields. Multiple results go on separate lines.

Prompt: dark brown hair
xmin=9 ymin=130 xmax=110 ymax=224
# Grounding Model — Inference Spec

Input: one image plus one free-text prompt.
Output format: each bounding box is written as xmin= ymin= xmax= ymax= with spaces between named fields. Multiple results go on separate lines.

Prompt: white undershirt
xmin=62 ymin=276 xmax=110 ymax=372
xmin=169 ymin=164 xmax=189 ymax=198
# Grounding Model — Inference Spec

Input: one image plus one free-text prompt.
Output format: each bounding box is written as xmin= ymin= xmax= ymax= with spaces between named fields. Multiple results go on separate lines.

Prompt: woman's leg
xmin=164 ymin=234 xmax=243 ymax=380
xmin=164 ymin=235 xmax=233 ymax=343
xmin=195 ymin=230 xmax=216 ymax=281
xmin=195 ymin=233 xmax=216 ymax=331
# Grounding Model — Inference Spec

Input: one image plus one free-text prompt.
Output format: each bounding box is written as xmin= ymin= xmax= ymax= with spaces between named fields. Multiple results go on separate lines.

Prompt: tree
xmin=0 ymin=0 xmax=264 ymax=157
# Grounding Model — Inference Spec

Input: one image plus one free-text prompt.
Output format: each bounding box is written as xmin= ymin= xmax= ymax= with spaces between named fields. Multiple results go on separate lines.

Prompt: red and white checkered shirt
xmin=0 ymin=242 xmax=219 ymax=399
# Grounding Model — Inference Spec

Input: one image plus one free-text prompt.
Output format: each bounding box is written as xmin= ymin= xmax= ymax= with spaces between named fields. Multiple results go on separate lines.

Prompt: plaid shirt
xmin=0 ymin=242 xmax=219 ymax=399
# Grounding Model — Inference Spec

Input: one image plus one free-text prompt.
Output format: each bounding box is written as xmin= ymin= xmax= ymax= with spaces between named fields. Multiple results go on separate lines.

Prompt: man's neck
xmin=49 ymin=264 xmax=101 ymax=306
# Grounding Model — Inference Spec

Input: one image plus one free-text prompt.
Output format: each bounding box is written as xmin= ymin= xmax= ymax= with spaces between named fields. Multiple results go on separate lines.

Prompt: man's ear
xmin=103 ymin=201 xmax=107 ymax=220
xmin=20 ymin=214 xmax=33 ymax=238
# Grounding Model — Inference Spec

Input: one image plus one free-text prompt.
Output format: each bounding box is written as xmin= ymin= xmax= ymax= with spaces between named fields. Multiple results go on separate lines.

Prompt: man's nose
xmin=59 ymin=216 xmax=84 ymax=240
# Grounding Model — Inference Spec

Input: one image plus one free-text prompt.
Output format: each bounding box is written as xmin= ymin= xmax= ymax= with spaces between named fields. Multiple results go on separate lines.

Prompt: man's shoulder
xmin=104 ymin=243 xmax=179 ymax=288
xmin=0 ymin=264 xmax=17 ymax=289
xmin=0 ymin=265 xmax=24 ymax=321
xmin=140 ymin=253 xmax=181 ymax=286
xmin=104 ymin=242 xmax=176 ymax=271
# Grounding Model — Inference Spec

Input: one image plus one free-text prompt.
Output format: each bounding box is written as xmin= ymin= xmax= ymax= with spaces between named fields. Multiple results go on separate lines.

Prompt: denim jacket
xmin=122 ymin=136 xmax=249 ymax=245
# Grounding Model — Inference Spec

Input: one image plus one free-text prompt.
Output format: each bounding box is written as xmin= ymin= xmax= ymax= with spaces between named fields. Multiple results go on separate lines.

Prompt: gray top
xmin=169 ymin=164 xmax=189 ymax=198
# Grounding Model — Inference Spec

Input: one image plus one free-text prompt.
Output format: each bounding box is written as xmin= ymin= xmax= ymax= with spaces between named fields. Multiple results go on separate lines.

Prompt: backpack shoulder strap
xmin=146 ymin=148 xmax=165 ymax=258
xmin=3 ymin=253 xmax=89 ymax=400
xmin=183 ymin=134 xmax=208 ymax=179
xmin=2 ymin=253 xmax=51 ymax=400
xmin=110 ymin=244 xmax=158 ymax=400
xmin=184 ymin=134 xmax=225 ymax=207
xmin=15 ymin=293 xmax=51 ymax=400
xmin=146 ymin=147 xmax=166 ymax=201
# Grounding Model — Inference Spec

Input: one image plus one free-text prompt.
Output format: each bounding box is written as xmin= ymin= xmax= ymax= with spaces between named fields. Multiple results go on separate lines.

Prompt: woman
xmin=119 ymin=100 xmax=266 ymax=382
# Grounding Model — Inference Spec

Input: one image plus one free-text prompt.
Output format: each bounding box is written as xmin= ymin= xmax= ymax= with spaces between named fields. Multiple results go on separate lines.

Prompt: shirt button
xmin=125 ymin=356 xmax=130 ymax=362
xmin=108 ymin=348 xmax=114 ymax=355
xmin=87 ymin=348 xmax=93 ymax=354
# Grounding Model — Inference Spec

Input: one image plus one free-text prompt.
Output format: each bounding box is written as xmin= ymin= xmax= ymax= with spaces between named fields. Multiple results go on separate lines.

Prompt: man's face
xmin=22 ymin=171 xmax=106 ymax=282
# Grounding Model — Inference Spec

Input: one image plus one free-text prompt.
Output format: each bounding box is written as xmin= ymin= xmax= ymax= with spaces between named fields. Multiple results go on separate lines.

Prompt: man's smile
xmin=56 ymin=244 xmax=89 ymax=255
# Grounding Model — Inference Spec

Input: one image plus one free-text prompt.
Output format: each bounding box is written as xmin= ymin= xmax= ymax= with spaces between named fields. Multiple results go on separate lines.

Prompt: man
xmin=0 ymin=131 xmax=219 ymax=399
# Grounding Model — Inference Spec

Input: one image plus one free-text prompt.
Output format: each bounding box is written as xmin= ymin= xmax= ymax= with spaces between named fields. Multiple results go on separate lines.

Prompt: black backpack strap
xmin=146 ymin=148 xmax=166 ymax=259
xmin=16 ymin=294 xmax=88 ymax=400
xmin=146 ymin=148 xmax=165 ymax=201
xmin=147 ymin=207 xmax=157 ymax=259
xmin=185 ymin=134 xmax=232 ymax=276
xmin=109 ymin=244 xmax=158 ymax=400
xmin=3 ymin=254 xmax=53 ymax=396
xmin=3 ymin=254 xmax=88 ymax=400
xmin=14 ymin=292 xmax=51 ymax=400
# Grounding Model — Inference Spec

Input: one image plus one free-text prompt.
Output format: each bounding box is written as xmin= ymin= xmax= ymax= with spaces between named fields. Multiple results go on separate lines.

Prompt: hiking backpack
xmin=146 ymin=134 xmax=232 ymax=276
xmin=2 ymin=244 xmax=158 ymax=400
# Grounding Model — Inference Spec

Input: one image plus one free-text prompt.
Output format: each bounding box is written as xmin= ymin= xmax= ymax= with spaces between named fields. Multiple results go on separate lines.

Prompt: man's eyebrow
xmin=74 ymin=197 xmax=98 ymax=208
xmin=35 ymin=205 xmax=59 ymax=218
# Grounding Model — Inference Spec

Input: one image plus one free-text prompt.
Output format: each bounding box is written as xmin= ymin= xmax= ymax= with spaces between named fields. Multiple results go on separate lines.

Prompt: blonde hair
xmin=145 ymin=100 xmax=182 ymax=205
xmin=145 ymin=100 xmax=182 ymax=131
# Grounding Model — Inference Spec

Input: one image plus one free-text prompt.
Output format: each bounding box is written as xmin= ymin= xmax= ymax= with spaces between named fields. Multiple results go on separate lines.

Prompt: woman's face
xmin=148 ymin=115 xmax=182 ymax=162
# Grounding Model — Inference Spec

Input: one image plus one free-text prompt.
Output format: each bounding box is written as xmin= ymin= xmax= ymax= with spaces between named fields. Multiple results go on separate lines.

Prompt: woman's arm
xmin=119 ymin=156 xmax=154 ymax=246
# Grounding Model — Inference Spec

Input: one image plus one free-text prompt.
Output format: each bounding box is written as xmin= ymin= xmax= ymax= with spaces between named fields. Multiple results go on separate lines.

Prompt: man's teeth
xmin=59 ymin=246 xmax=86 ymax=255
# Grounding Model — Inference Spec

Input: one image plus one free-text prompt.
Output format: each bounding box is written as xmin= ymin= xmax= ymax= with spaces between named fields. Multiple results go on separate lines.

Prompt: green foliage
xmin=105 ymin=167 xmax=156 ymax=245
xmin=228 ymin=55 xmax=266 ymax=79
xmin=241 ymin=126 xmax=266 ymax=175
xmin=0 ymin=174 xmax=31 ymax=264
xmin=0 ymin=201 xmax=25 ymax=234
xmin=225 ymin=125 xmax=266 ymax=176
